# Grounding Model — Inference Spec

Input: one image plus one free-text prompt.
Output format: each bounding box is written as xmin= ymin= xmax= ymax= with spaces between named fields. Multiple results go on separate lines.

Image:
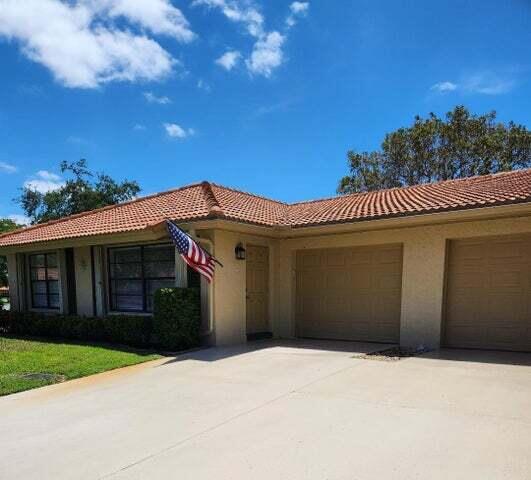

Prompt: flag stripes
xmin=166 ymin=220 xmax=216 ymax=282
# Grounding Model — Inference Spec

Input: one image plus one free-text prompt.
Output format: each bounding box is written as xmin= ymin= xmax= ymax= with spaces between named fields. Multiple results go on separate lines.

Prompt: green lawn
xmin=0 ymin=336 xmax=161 ymax=396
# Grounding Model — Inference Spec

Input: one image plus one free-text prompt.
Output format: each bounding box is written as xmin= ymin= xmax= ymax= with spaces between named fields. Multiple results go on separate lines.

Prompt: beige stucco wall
xmin=3 ymin=208 xmax=531 ymax=350
xmin=208 ymin=229 xmax=280 ymax=346
xmin=275 ymin=215 xmax=531 ymax=348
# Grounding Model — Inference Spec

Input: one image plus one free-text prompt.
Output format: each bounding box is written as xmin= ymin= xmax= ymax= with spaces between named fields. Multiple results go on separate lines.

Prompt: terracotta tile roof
xmin=287 ymin=168 xmax=531 ymax=227
xmin=0 ymin=182 xmax=287 ymax=247
xmin=1 ymin=169 xmax=530 ymax=247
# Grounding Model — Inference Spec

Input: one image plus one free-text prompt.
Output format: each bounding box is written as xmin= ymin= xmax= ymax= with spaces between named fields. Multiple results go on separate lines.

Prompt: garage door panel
xmin=351 ymin=267 xmax=372 ymax=288
xmin=299 ymin=252 xmax=322 ymax=268
xmin=446 ymin=296 xmax=482 ymax=326
xmin=485 ymin=326 xmax=523 ymax=347
xmin=324 ymin=296 xmax=350 ymax=317
xmin=445 ymin=326 xmax=484 ymax=347
xmin=324 ymin=269 xmax=350 ymax=290
xmin=444 ymin=234 xmax=531 ymax=352
xmin=490 ymin=271 xmax=524 ymax=289
xmin=451 ymin=242 xmax=485 ymax=261
xmin=376 ymin=248 xmax=402 ymax=264
xmin=297 ymin=244 xmax=402 ymax=343
xmin=375 ymin=271 xmax=402 ymax=290
xmin=298 ymin=270 xmax=321 ymax=291
xmin=325 ymin=250 xmax=348 ymax=267
xmin=486 ymin=294 xmax=525 ymax=322
xmin=350 ymin=294 xmax=373 ymax=320
xmin=488 ymin=241 xmax=525 ymax=264
xmin=449 ymin=271 xmax=485 ymax=290
xmin=350 ymin=249 xmax=372 ymax=266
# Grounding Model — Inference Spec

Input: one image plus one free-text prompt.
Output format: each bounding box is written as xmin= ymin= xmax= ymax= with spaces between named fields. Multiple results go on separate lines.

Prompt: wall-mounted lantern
xmin=235 ymin=243 xmax=246 ymax=260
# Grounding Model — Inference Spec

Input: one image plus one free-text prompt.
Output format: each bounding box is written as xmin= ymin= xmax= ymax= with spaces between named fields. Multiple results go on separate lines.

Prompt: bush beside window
xmin=0 ymin=286 xmax=201 ymax=351
xmin=153 ymin=288 xmax=201 ymax=351
xmin=0 ymin=311 xmax=153 ymax=348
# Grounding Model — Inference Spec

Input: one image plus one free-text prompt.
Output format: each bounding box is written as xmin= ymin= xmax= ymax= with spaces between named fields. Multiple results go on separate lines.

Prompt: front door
xmin=246 ymin=245 xmax=269 ymax=335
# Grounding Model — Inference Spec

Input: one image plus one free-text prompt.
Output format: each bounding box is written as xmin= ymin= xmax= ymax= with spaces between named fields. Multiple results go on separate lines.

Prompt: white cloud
xmin=463 ymin=73 xmax=515 ymax=95
xmin=197 ymin=78 xmax=211 ymax=92
xmin=286 ymin=1 xmax=309 ymax=27
xmin=24 ymin=170 xmax=65 ymax=193
xmin=430 ymin=73 xmax=516 ymax=96
xmin=0 ymin=162 xmax=17 ymax=174
xmin=133 ymin=123 xmax=146 ymax=131
xmin=86 ymin=0 xmax=195 ymax=42
xmin=7 ymin=214 xmax=30 ymax=226
xmin=430 ymin=81 xmax=458 ymax=93
xmin=36 ymin=170 xmax=62 ymax=182
xmin=0 ymin=0 xmax=194 ymax=88
xmin=215 ymin=50 xmax=241 ymax=71
xmin=192 ymin=0 xmax=264 ymax=37
xmin=246 ymin=31 xmax=284 ymax=77
xmin=194 ymin=0 xmax=308 ymax=77
xmin=290 ymin=1 xmax=309 ymax=14
xmin=144 ymin=91 xmax=171 ymax=104
xmin=163 ymin=123 xmax=195 ymax=139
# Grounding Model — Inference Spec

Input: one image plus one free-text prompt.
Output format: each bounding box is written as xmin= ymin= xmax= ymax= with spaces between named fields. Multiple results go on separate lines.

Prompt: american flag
xmin=166 ymin=220 xmax=216 ymax=282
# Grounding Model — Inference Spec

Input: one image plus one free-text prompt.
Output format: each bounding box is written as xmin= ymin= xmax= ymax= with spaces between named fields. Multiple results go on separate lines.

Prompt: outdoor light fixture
xmin=235 ymin=243 xmax=246 ymax=260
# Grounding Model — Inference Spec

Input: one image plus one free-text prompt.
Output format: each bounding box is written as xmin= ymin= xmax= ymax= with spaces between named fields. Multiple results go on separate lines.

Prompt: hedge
xmin=0 ymin=286 xmax=201 ymax=351
xmin=0 ymin=311 xmax=153 ymax=348
xmin=153 ymin=287 xmax=201 ymax=351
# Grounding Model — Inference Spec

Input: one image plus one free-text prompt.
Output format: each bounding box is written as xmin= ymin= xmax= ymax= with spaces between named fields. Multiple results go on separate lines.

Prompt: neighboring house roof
xmin=1 ymin=169 xmax=530 ymax=247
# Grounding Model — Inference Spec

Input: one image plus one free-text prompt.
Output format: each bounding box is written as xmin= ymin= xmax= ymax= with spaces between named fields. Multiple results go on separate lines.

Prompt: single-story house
xmin=1 ymin=169 xmax=531 ymax=351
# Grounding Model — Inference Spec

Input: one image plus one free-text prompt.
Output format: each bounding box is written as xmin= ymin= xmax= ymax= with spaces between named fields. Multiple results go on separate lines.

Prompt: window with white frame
xmin=108 ymin=244 xmax=176 ymax=313
xmin=29 ymin=252 xmax=60 ymax=309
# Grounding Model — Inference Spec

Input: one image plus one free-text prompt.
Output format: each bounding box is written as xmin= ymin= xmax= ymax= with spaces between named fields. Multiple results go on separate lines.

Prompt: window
xmin=108 ymin=244 xmax=175 ymax=312
xmin=29 ymin=252 xmax=60 ymax=309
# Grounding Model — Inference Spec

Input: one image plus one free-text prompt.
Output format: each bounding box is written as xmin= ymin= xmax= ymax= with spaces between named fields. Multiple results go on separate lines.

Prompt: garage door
xmin=444 ymin=234 xmax=531 ymax=352
xmin=296 ymin=244 xmax=403 ymax=343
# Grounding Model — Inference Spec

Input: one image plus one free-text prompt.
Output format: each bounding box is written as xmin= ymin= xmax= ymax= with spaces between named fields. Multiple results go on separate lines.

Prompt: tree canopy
xmin=338 ymin=106 xmax=531 ymax=194
xmin=18 ymin=159 xmax=141 ymax=224
xmin=0 ymin=218 xmax=21 ymax=287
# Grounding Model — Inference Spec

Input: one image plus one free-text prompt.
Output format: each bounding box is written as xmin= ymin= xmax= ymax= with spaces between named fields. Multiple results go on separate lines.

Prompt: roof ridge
xmin=201 ymin=181 xmax=224 ymax=217
xmin=0 ymin=181 xmax=206 ymax=240
xmin=210 ymin=182 xmax=288 ymax=206
xmin=289 ymin=168 xmax=531 ymax=206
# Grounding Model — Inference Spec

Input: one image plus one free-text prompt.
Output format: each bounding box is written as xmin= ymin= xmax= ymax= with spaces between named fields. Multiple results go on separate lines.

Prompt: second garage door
xmin=296 ymin=244 xmax=403 ymax=343
xmin=444 ymin=234 xmax=531 ymax=352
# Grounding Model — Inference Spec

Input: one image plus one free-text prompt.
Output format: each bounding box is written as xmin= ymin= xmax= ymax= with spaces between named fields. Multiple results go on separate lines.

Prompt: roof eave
xmin=1 ymin=200 xmax=530 ymax=253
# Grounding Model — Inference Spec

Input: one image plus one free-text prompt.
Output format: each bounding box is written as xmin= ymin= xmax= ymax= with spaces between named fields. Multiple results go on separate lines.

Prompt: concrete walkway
xmin=1 ymin=340 xmax=531 ymax=480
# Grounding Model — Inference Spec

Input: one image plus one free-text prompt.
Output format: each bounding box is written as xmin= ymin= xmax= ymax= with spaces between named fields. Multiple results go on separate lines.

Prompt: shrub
xmin=0 ymin=286 xmax=200 ymax=351
xmin=153 ymin=287 xmax=200 ymax=351
xmin=0 ymin=311 xmax=152 ymax=348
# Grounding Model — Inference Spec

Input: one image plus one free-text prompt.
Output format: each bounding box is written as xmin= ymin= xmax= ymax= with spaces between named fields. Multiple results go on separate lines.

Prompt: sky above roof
xmin=0 ymin=0 xmax=530 ymax=225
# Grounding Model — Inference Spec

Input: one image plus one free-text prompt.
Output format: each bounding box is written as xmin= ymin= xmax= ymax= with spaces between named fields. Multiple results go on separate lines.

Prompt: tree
xmin=18 ymin=159 xmax=141 ymax=224
xmin=0 ymin=218 xmax=21 ymax=287
xmin=338 ymin=106 xmax=531 ymax=194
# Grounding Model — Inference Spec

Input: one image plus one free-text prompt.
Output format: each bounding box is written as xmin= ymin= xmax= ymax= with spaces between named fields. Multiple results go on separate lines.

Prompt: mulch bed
xmin=352 ymin=346 xmax=430 ymax=361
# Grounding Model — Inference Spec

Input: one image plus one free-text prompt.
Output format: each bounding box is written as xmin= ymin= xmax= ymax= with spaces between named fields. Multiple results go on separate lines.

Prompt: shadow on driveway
xmin=160 ymin=338 xmax=531 ymax=367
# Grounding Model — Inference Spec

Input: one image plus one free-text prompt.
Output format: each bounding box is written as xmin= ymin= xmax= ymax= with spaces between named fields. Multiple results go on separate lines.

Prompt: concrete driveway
xmin=1 ymin=340 xmax=531 ymax=480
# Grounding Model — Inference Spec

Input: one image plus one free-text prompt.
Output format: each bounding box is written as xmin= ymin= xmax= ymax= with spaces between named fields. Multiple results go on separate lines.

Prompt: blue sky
xmin=0 ymin=0 xmax=530 ymax=223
